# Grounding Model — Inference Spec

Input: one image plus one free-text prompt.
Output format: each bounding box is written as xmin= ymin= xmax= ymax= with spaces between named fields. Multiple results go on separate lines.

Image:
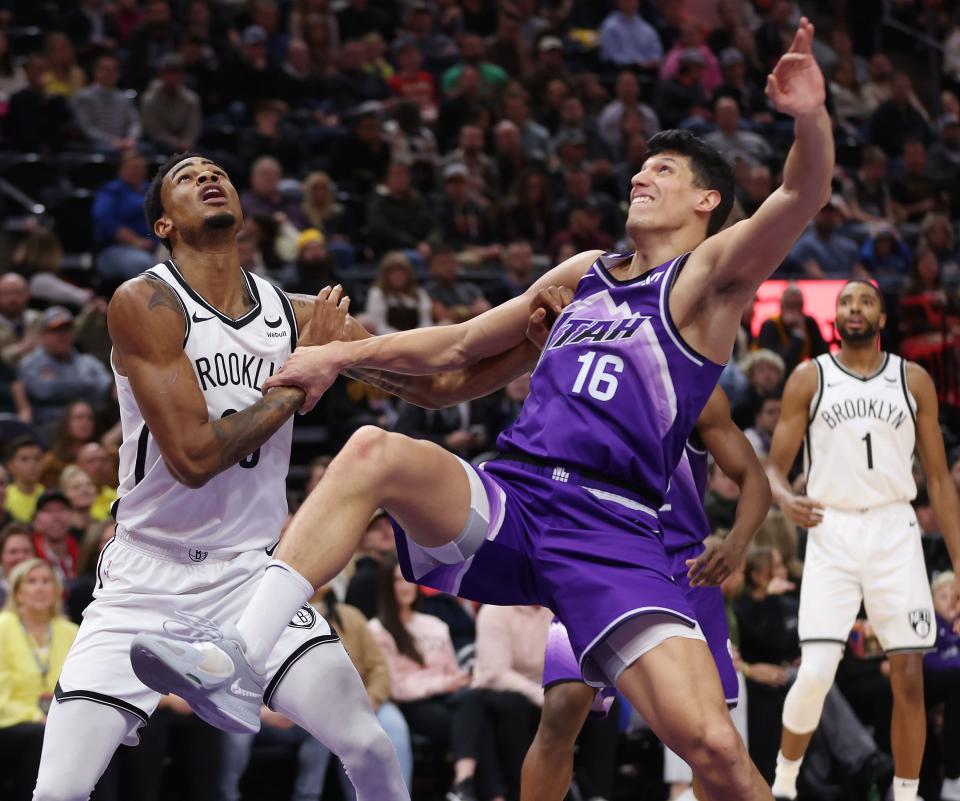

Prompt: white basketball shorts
xmin=55 ymin=527 xmax=337 ymax=745
xmin=798 ymin=502 xmax=935 ymax=653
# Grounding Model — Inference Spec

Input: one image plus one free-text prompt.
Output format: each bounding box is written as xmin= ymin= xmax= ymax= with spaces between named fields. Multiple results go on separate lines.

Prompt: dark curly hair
xmin=144 ymin=150 xmax=205 ymax=253
xmin=646 ymin=130 xmax=735 ymax=237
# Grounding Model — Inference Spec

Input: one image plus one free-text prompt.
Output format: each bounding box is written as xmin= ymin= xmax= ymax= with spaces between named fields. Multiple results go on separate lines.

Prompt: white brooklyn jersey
xmin=805 ymin=352 xmax=917 ymax=511
xmin=112 ymin=260 xmax=298 ymax=551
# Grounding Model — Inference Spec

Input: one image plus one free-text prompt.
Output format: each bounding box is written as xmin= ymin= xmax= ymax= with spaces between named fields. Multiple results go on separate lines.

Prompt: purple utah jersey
xmin=661 ymin=442 xmax=710 ymax=554
xmin=498 ymin=251 xmax=724 ymax=509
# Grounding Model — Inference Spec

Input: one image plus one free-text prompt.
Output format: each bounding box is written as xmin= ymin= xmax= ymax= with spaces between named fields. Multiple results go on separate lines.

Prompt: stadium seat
xmin=49 ymin=190 xmax=95 ymax=253
xmin=0 ymin=153 xmax=66 ymax=201
xmin=59 ymin=153 xmax=118 ymax=191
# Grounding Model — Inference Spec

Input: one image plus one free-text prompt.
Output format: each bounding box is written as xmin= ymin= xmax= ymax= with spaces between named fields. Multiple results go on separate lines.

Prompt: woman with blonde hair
xmin=365 ymin=251 xmax=433 ymax=334
xmin=0 ymin=558 xmax=78 ymax=800
xmin=12 ymin=226 xmax=96 ymax=308
xmin=60 ymin=465 xmax=100 ymax=536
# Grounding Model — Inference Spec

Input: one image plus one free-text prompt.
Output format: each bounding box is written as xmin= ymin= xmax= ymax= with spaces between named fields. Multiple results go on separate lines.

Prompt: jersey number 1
xmin=572 ymin=351 xmax=624 ymax=402
xmin=861 ymin=432 xmax=874 ymax=470
xmin=221 ymin=409 xmax=261 ymax=469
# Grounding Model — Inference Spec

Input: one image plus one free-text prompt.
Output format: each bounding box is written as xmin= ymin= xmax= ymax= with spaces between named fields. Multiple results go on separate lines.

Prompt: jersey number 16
xmin=572 ymin=351 xmax=624 ymax=402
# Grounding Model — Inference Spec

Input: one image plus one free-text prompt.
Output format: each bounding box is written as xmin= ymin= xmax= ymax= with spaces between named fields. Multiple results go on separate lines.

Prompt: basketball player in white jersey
xmin=767 ymin=280 xmax=960 ymax=801
xmin=28 ymin=153 xmax=439 ymax=801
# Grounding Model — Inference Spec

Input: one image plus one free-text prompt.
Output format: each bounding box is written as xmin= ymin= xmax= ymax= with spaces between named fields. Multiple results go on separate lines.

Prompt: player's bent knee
xmin=341 ymin=425 xmax=392 ymax=464
xmin=686 ymin=720 xmax=747 ymax=781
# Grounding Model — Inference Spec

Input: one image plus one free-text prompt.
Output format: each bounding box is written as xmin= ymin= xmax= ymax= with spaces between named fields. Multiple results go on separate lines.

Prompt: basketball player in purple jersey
xmin=134 ymin=19 xmax=830 ymax=800
xmin=522 ymin=384 xmax=770 ymax=801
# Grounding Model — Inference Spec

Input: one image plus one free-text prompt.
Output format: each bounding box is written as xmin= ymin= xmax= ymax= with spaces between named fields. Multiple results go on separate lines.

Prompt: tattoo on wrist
xmin=210 ymin=387 xmax=304 ymax=470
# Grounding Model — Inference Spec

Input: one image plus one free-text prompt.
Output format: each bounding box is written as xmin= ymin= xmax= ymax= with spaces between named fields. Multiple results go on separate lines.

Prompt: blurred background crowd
xmin=2 ymin=0 xmax=960 ymax=799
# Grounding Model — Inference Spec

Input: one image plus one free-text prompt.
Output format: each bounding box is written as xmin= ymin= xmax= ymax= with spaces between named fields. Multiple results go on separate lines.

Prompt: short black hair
xmin=5 ymin=435 xmax=41 ymax=463
xmin=840 ymin=279 xmax=886 ymax=312
xmin=646 ymin=130 xmax=735 ymax=237
xmin=144 ymin=150 xmax=205 ymax=254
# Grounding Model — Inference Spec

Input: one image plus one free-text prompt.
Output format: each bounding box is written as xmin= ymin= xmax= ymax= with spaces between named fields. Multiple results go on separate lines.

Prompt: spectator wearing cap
xmin=3 ymin=53 xmax=73 ymax=153
xmin=598 ymin=70 xmax=661 ymax=155
xmin=732 ymin=350 xmax=785 ymax=430
xmin=240 ymin=156 xmax=310 ymax=231
xmin=715 ymin=47 xmax=771 ymax=124
xmin=4 ymin=439 xmax=44 ymax=525
xmin=389 ymin=37 xmax=437 ymax=120
xmin=859 ymin=225 xmax=912 ymax=277
xmin=282 ymin=228 xmax=341 ymax=297
xmin=31 ymin=489 xmax=78 ymax=587
xmin=72 ymin=52 xmax=140 ymax=152
xmin=365 ymin=252 xmax=432 ymax=335
xmin=0 ymin=274 xmax=42 ymax=369
xmin=523 ymin=35 xmax=570 ymax=109
xmin=366 ymin=161 xmax=436 ymax=259
xmin=18 ymin=307 xmax=113 ymax=428
xmin=329 ymin=38 xmax=391 ymax=113
xmin=140 ymin=52 xmax=201 ymax=153
xmin=441 ymin=32 xmax=507 ymax=96
xmin=655 ymin=48 xmax=711 ymax=130
xmin=757 ymin=284 xmax=829 ymax=376
xmin=788 ymin=198 xmax=862 ymax=278
xmin=599 ymin=0 xmax=663 ymax=69
xmin=436 ymin=163 xmax=499 ymax=262
xmin=92 ymin=148 xmax=157 ymax=282
xmin=440 ymin=124 xmax=500 ymax=201
xmin=704 ymin=96 xmax=774 ymax=167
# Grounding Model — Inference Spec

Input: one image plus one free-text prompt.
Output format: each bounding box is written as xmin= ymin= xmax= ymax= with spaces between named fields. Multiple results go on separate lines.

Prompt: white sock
xmin=771 ymin=751 xmax=802 ymax=799
xmin=893 ymin=777 xmax=920 ymax=801
xmin=236 ymin=560 xmax=314 ymax=673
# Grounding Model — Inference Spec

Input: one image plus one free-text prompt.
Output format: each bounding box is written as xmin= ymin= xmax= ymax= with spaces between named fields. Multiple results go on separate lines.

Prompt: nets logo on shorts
xmin=288 ymin=604 xmax=316 ymax=629
xmin=908 ymin=608 xmax=932 ymax=638
xmin=188 ymin=549 xmax=208 ymax=563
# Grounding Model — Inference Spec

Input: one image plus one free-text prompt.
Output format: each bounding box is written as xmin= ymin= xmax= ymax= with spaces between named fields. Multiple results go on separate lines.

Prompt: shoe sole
xmin=130 ymin=636 xmax=258 ymax=735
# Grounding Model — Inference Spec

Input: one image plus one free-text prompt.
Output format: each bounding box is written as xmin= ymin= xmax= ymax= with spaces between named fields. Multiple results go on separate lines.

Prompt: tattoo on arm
xmin=145 ymin=276 xmax=185 ymax=316
xmin=209 ymin=387 xmax=305 ymax=471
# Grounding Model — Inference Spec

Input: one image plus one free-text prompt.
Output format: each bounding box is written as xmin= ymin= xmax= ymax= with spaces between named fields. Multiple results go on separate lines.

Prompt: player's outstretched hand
xmin=764 ymin=17 xmax=825 ymax=118
xmin=262 ymin=343 xmax=342 ymax=413
xmin=780 ymin=493 xmax=824 ymax=529
xmin=298 ymin=285 xmax=350 ymax=347
xmin=686 ymin=538 xmax=744 ymax=587
xmin=526 ymin=285 xmax=573 ymax=349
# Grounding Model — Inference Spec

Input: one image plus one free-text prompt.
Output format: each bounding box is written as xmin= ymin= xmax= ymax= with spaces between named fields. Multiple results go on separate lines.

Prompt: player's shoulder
xmin=783 ymin=358 xmax=820 ymax=398
xmin=903 ymin=359 xmax=936 ymax=396
xmin=107 ymin=273 xmax=186 ymax=350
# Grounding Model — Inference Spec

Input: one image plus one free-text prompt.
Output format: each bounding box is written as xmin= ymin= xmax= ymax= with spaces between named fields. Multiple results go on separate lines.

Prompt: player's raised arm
xmin=263 ymin=250 xmax=601 ymax=410
xmin=108 ymin=276 xmax=304 ymax=488
xmin=678 ymin=19 xmax=832 ymax=362
xmin=765 ymin=360 xmax=824 ymax=528
xmin=908 ymin=362 xmax=960 ymax=625
xmin=686 ymin=387 xmax=772 ymax=586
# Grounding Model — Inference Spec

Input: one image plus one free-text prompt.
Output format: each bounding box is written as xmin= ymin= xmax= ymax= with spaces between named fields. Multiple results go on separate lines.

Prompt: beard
xmin=202 ymin=211 xmax=237 ymax=231
xmin=837 ymin=319 xmax=879 ymax=343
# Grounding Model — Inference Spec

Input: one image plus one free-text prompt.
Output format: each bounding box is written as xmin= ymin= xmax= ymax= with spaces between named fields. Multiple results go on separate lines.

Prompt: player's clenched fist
xmin=780 ymin=494 xmax=824 ymax=529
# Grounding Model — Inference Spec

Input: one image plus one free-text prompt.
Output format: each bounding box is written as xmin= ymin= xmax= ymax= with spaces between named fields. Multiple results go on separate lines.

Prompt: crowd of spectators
xmin=3 ymin=0 xmax=960 ymax=799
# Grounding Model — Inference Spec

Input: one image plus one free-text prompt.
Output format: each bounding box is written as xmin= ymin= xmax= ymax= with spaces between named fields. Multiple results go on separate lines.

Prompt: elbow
xmin=164 ymin=452 xmax=215 ymax=489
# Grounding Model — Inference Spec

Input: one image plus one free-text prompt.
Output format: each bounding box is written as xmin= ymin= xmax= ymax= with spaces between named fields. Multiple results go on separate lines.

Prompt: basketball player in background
xmin=767 ymin=280 xmax=960 ymax=801
xmin=135 ymin=20 xmax=829 ymax=801
xmin=521 ymin=383 xmax=770 ymax=801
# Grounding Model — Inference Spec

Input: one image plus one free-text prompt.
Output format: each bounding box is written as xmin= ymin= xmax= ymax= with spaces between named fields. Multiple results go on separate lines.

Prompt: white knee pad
xmin=781 ymin=642 xmax=843 ymax=735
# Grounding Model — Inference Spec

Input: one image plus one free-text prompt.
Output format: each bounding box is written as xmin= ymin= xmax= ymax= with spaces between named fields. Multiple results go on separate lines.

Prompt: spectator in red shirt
xmin=31 ymin=490 xmax=78 ymax=590
xmin=389 ymin=37 xmax=437 ymax=119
